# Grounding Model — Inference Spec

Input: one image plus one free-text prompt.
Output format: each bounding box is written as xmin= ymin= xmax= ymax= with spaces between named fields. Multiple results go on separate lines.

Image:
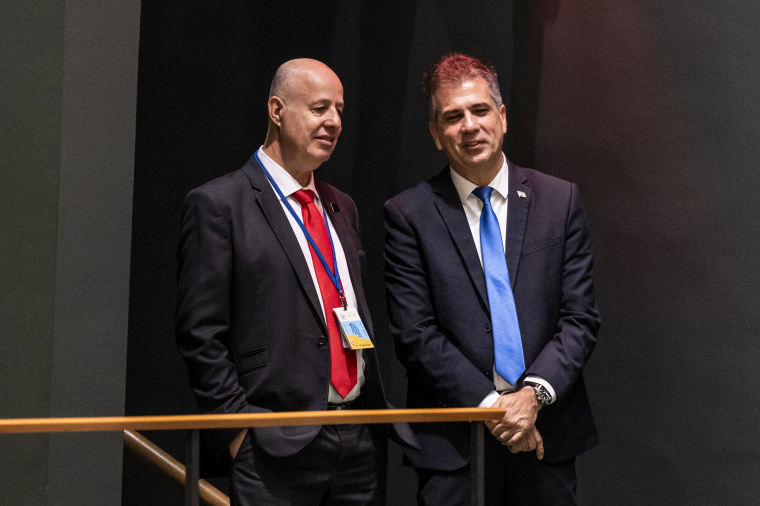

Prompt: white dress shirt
xmin=449 ymin=156 xmax=556 ymax=407
xmin=257 ymin=148 xmax=365 ymax=404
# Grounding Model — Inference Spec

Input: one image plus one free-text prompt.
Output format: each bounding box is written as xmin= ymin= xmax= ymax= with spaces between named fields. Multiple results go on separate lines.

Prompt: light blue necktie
xmin=472 ymin=186 xmax=525 ymax=384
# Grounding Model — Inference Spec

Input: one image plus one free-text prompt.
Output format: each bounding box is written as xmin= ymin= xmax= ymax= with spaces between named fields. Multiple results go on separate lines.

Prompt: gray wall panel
xmin=1 ymin=0 xmax=139 ymax=502
xmin=0 ymin=1 xmax=65 ymax=503
xmin=46 ymin=0 xmax=140 ymax=504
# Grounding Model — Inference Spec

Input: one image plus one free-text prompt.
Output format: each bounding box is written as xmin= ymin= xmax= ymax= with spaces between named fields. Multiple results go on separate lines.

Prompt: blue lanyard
xmin=253 ymin=150 xmax=346 ymax=307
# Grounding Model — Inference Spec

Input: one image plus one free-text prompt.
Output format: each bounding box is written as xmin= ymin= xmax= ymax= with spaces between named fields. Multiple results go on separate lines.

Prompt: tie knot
xmin=472 ymin=186 xmax=494 ymax=203
xmin=293 ymin=189 xmax=315 ymax=207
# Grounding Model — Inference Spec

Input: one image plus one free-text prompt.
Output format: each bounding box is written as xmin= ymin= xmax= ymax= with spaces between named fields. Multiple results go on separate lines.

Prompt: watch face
xmin=534 ymin=385 xmax=550 ymax=404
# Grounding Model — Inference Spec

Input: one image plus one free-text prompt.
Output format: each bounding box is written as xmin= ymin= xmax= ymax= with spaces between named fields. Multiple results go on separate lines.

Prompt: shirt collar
xmin=449 ymin=154 xmax=509 ymax=203
xmin=257 ymin=146 xmax=318 ymax=199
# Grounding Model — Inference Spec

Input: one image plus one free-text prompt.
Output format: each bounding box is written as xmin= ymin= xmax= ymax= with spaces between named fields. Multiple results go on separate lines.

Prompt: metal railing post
xmin=185 ymin=429 xmax=200 ymax=506
xmin=470 ymin=422 xmax=485 ymax=506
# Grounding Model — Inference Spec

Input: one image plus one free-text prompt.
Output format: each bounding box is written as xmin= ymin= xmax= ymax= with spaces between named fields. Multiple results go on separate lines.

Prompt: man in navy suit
xmin=176 ymin=58 xmax=415 ymax=505
xmin=384 ymin=53 xmax=600 ymax=505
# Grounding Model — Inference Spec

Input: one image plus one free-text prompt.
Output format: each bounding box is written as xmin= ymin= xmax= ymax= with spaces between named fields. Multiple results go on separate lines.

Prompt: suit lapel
xmin=315 ymin=180 xmax=362 ymax=297
xmin=430 ymin=168 xmax=490 ymax=311
xmin=242 ymin=156 xmax=326 ymax=331
xmin=506 ymin=160 xmax=529 ymax=288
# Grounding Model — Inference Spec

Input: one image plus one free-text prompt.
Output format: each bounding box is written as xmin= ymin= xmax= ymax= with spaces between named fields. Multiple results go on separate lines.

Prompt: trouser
xmin=416 ymin=434 xmax=578 ymax=506
xmin=231 ymin=423 xmax=378 ymax=506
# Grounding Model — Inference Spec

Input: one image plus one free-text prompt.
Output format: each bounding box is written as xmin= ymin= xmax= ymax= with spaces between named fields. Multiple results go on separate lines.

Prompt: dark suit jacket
xmin=176 ymin=154 xmax=415 ymax=466
xmin=384 ymin=160 xmax=600 ymax=470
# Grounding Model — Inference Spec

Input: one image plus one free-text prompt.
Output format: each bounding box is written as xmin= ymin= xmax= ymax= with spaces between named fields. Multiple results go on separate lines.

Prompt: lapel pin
xmin=517 ymin=191 xmax=526 ymax=199
xmin=330 ymin=203 xmax=341 ymax=212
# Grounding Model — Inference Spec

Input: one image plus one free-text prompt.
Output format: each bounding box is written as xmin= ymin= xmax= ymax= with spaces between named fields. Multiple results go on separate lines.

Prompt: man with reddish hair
xmin=385 ymin=53 xmax=600 ymax=504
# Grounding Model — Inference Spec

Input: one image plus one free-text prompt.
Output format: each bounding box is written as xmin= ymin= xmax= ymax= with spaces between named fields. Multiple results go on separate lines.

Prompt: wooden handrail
xmin=124 ymin=429 xmax=229 ymax=506
xmin=0 ymin=408 xmax=505 ymax=433
xmin=1 ymin=409 xmax=505 ymax=506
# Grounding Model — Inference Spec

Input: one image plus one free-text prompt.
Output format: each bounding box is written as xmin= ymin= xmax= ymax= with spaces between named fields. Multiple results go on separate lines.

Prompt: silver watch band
xmin=525 ymin=382 xmax=551 ymax=405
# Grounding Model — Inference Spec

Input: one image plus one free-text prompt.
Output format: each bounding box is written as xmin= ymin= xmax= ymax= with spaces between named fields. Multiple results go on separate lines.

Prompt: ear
xmin=268 ymin=96 xmax=285 ymax=127
xmin=429 ymin=122 xmax=443 ymax=151
xmin=499 ymin=104 xmax=507 ymax=134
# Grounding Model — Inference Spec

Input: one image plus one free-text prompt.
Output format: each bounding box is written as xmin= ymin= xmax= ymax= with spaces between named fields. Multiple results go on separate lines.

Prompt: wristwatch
xmin=525 ymin=381 xmax=552 ymax=406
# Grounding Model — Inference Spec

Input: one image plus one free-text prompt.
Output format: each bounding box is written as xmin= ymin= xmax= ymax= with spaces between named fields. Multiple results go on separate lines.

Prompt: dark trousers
xmin=416 ymin=433 xmax=578 ymax=506
xmin=230 ymin=424 xmax=378 ymax=506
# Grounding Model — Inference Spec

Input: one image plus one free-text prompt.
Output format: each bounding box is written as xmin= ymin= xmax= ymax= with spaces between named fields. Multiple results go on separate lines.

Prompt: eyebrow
xmin=441 ymin=102 xmax=492 ymax=116
xmin=466 ymin=102 xmax=493 ymax=110
xmin=309 ymin=98 xmax=343 ymax=108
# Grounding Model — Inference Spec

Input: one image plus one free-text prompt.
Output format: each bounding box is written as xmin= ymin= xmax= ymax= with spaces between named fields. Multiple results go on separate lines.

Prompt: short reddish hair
xmin=422 ymin=53 xmax=503 ymax=121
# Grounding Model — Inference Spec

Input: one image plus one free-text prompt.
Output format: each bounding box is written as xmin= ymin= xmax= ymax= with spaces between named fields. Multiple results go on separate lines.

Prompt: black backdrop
xmin=124 ymin=1 xmax=760 ymax=504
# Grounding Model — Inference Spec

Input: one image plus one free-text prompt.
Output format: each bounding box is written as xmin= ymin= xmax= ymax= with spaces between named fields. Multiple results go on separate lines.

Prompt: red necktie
xmin=293 ymin=189 xmax=357 ymax=398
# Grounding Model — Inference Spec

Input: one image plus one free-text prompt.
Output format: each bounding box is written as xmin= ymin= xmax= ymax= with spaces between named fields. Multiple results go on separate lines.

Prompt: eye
xmin=442 ymin=112 xmax=462 ymax=123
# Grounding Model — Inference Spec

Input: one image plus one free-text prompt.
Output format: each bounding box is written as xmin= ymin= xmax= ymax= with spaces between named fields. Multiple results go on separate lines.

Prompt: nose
xmin=461 ymin=111 xmax=478 ymax=132
xmin=324 ymin=107 xmax=341 ymax=130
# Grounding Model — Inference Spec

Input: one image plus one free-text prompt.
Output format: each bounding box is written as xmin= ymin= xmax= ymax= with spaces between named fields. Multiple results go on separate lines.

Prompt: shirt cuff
xmin=479 ymin=390 xmax=502 ymax=408
xmin=523 ymin=375 xmax=557 ymax=405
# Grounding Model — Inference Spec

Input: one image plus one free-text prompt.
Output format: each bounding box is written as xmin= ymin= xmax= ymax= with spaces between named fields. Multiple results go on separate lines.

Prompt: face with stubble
xmin=429 ymin=77 xmax=507 ymax=182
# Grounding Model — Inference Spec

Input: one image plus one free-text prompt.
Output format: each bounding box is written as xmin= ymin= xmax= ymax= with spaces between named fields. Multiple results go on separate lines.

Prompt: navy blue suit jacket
xmin=384 ymin=160 xmax=600 ymax=469
xmin=176 ymin=155 xmax=416 ymax=465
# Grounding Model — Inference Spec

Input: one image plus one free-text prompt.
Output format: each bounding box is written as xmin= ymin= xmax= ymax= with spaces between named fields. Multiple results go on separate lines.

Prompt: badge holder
xmin=333 ymin=306 xmax=374 ymax=350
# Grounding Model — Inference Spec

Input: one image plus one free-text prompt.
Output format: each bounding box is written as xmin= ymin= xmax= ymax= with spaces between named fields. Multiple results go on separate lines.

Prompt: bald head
xmin=262 ymin=59 xmax=344 ymax=185
xmin=268 ymin=58 xmax=339 ymax=101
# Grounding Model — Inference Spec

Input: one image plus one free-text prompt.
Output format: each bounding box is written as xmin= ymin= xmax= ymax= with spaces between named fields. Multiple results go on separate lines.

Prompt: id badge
xmin=332 ymin=306 xmax=374 ymax=350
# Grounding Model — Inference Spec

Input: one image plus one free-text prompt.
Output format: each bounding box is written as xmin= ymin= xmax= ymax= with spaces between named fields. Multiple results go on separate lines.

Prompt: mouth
xmin=315 ymin=135 xmax=335 ymax=147
xmin=462 ymin=140 xmax=485 ymax=149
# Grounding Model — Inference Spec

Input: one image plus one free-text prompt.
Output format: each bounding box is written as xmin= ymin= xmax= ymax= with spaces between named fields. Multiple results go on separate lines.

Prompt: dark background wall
xmin=3 ymin=0 xmax=754 ymax=504
xmin=124 ymin=1 xmax=760 ymax=505
xmin=124 ymin=1 xmax=760 ymax=504
xmin=507 ymin=2 xmax=760 ymax=503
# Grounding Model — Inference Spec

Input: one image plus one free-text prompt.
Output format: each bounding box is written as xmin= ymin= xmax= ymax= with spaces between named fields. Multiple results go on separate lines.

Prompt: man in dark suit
xmin=384 ymin=53 xmax=600 ymax=505
xmin=176 ymin=58 xmax=415 ymax=505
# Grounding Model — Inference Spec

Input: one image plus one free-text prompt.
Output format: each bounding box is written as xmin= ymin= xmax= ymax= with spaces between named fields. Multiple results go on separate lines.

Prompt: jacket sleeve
xmin=525 ymin=183 xmax=601 ymax=401
xmin=175 ymin=187 xmax=264 ymax=439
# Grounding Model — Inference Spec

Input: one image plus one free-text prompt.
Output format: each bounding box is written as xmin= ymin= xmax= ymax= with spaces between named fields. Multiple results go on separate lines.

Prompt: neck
xmin=261 ymin=140 xmax=314 ymax=187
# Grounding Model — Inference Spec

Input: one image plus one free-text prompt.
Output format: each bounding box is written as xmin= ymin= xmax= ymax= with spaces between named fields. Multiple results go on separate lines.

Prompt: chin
xmin=307 ymin=147 xmax=334 ymax=163
xmin=460 ymin=155 xmax=487 ymax=167
xmin=472 ymin=152 xmax=497 ymax=165
xmin=312 ymin=153 xmax=332 ymax=166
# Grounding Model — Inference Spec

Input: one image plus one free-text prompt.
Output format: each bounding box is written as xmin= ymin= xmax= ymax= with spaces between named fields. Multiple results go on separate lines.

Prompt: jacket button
xmin=317 ymin=337 xmax=327 ymax=346
xmin=484 ymin=323 xmax=492 ymax=333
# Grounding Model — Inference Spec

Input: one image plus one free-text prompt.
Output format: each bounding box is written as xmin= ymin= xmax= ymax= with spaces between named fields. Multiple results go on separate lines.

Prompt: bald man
xmin=176 ymin=59 xmax=416 ymax=505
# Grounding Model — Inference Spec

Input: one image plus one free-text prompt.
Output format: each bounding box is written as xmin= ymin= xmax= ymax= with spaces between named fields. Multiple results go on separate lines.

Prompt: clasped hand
xmin=486 ymin=386 xmax=544 ymax=460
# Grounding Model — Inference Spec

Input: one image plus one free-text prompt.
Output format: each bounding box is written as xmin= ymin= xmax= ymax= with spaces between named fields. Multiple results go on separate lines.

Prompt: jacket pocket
xmin=237 ymin=346 xmax=268 ymax=376
xmin=522 ymin=235 xmax=561 ymax=257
